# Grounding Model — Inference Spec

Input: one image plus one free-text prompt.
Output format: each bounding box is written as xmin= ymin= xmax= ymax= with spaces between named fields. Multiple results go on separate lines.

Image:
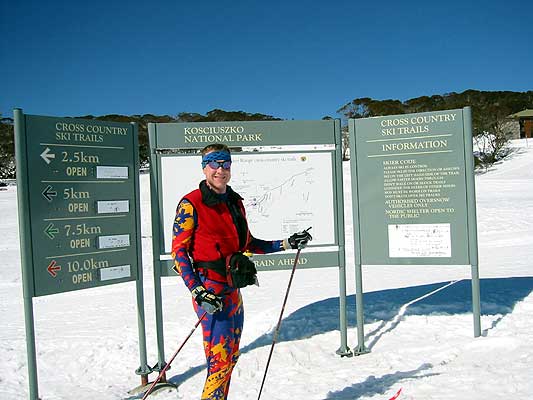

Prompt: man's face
xmin=202 ymin=152 xmax=231 ymax=194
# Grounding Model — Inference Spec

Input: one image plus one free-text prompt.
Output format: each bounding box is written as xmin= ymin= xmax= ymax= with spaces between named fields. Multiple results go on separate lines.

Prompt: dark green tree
xmin=0 ymin=115 xmax=15 ymax=179
xmin=337 ymin=90 xmax=533 ymax=166
xmin=177 ymin=109 xmax=281 ymax=122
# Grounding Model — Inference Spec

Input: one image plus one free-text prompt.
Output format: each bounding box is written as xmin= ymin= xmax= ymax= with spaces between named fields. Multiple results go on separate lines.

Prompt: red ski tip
xmin=388 ymin=387 xmax=402 ymax=400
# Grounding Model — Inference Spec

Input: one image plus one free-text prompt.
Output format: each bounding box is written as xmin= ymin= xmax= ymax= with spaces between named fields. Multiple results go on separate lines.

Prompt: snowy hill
xmin=1 ymin=140 xmax=532 ymax=399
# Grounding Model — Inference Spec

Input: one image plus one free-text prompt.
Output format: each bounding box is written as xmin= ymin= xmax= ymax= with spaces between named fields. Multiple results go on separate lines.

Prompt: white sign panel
xmin=99 ymin=264 xmax=131 ymax=281
xmin=160 ymin=152 xmax=336 ymax=253
xmin=96 ymin=166 xmax=129 ymax=179
xmin=96 ymin=200 xmax=130 ymax=214
xmin=97 ymin=234 xmax=130 ymax=249
xmin=388 ymin=223 xmax=451 ymax=258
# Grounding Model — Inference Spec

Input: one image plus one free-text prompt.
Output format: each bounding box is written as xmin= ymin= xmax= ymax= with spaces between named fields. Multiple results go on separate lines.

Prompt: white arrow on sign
xmin=40 ymin=147 xmax=55 ymax=164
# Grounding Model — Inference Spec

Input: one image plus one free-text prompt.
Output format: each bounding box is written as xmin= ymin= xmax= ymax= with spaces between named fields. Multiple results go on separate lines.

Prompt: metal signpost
xmin=349 ymin=107 xmax=480 ymax=354
xmin=147 ymin=120 xmax=351 ymax=378
xmin=14 ymin=110 xmax=150 ymax=399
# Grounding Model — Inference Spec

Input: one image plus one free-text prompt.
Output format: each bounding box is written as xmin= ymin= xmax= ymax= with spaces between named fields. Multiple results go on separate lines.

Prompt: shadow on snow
xmin=325 ymin=362 xmax=437 ymax=399
xmin=166 ymin=277 xmax=533 ymax=392
xmin=240 ymin=277 xmax=533 ymax=352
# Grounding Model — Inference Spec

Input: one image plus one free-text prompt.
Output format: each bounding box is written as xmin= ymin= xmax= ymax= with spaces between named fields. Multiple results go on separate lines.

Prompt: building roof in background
xmin=508 ymin=109 xmax=533 ymax=118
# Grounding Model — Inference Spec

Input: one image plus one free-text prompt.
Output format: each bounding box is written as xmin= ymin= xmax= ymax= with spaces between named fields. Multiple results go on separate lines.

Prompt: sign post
xmin=14 ymin=110 xmax=150 ymax=398
xmin=349 ymin=107 xmax=480 ymax=353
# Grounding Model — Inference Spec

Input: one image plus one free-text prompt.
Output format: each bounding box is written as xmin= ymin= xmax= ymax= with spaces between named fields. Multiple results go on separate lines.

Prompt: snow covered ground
xmin=1 ymin=140 xmax=532 ymax=400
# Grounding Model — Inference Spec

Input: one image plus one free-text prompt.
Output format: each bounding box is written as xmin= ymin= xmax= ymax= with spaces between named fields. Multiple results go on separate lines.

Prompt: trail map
xmin=161 ymin=152 xmax=335 ymax=252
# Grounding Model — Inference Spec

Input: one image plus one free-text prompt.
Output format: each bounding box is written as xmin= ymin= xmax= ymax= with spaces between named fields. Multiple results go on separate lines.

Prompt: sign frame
xmin=147 ymin=119 xmax=352 ymax=371
xmin=14 ymin=109 xmax=150 ymax=399
xmin=348 ymin=107 xmax=480 ymax=354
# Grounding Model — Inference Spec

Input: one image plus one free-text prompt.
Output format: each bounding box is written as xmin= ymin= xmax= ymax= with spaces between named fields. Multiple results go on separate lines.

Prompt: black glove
xmin=191 ymin=286 xmax=223 ymax=314
xmin=228 ymin=252 xmax=257 ymax=274
xmin=287 ymin=227 xmax=313 ymax=249
xmin=227 ymin=252 xmax=257 ymax=288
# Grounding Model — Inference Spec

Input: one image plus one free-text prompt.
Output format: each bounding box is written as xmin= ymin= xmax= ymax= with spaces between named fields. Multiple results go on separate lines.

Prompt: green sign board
xmin=15 ymin=112 xmax=142 ymax=296
xmin=151 ymin=120 xmax=337 ymax=148
xmin=348 ymin=107 xmax=481 ymax=350
xmin=149 ymin=120 xmax=346 ymax=276
xmin=349 ymin=108 xmax=475 ymax=265
xmin=147 ymin=119 xmax=353 ymax=366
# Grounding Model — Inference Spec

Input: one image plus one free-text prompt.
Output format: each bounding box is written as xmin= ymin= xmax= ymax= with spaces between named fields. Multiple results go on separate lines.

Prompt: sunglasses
xmin=206 ymin=160 xmax=232 ymax=170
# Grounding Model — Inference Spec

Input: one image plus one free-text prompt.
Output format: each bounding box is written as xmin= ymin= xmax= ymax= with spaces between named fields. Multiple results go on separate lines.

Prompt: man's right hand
xmin=287 ymin=227 xmax=313 ymax=249
xmin=191 ymin=286 xmax=223 ymax=314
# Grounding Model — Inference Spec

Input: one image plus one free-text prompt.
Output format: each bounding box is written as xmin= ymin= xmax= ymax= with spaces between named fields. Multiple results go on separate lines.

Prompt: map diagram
xmin=160 ymin=152 xmax=335 ymax=252
xmin=231 ymin=153 xmax=334 ymax=243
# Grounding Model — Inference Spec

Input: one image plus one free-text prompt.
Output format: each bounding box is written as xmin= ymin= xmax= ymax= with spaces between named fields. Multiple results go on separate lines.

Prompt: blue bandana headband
xmin=201 ymin=151 xmax=232 ymax=168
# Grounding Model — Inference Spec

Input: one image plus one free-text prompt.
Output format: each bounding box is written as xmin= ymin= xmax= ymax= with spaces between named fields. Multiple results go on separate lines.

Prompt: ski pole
xmin=257 ymin=247 xmax=302 ymax=400
xmin=141 ymin=311 xmax=207 ymax=400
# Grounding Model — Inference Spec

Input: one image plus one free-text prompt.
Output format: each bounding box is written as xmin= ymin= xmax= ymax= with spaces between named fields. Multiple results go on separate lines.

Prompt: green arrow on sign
xmin=44 ymin=223 xmax=59 ymax=239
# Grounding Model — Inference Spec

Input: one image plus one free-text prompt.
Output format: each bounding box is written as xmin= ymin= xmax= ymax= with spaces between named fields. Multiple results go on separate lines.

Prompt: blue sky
xmin=1 ymin=0 xmax=532 ymax=120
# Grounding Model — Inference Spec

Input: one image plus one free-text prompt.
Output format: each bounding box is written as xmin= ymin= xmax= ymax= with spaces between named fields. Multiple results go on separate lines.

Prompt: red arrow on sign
xmin=47 ymin=260 xmax=61 ymax=277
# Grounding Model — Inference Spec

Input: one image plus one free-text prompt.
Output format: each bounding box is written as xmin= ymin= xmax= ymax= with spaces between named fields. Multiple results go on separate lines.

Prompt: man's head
xmin=201 ymin=143 xmax=232 ymax=194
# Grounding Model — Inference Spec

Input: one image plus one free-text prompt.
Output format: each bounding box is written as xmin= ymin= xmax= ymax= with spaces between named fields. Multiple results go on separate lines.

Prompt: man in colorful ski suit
xmin=171 ymin=143 xmax=312 ymax=399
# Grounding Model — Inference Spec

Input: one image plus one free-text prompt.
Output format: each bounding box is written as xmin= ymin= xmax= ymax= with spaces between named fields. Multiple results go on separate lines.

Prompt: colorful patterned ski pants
xmin=193 ymin=274 xmax=244 ymax=400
